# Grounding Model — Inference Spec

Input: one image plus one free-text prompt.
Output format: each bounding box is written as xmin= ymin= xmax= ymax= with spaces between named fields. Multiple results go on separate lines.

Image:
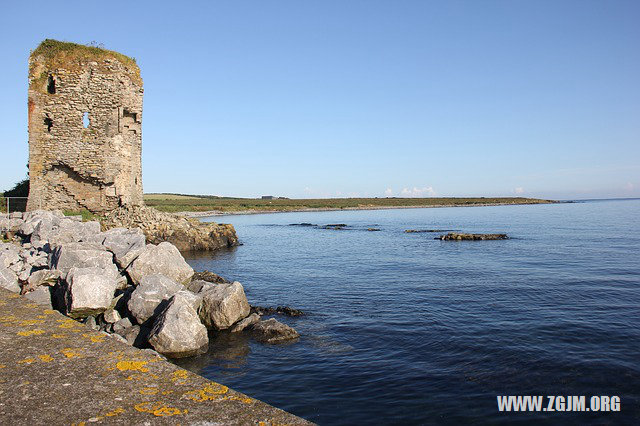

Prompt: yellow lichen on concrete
xmin=61 ymin=348 xmax=83 ymax=358
xmin=139 ymin=387 xmax=159 ymax=395
xmin=38 ymin=354 xmax=54 ymax=362
xmin=134 ymin=401 xmax=187 ymax=417
xmin=104 ymin=407 xmax=125 ymax=417
xmin=17 ymin=358 xmax=36 ymax=364
xmin=17 ymin=329 xmax=46 ymax=336
xmin=43 ymin=309 xmax=57 ymax=315
xmin=116 ymin=360 xmax=149 ymax=372
xmin=225 ymin=395 xmax=255 ymax=404
xmin=183 ymin=382 xmax=229 ymax=402
xmin=57 ymin=319 xmax=84 ymax=329
xmin=83 ymin=333 xmax=105 ymax=343
xmin=20 ymin=319 xmax=45 ymax=326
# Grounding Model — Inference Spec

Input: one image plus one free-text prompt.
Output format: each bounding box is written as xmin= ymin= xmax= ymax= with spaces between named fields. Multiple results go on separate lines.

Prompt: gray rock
xmin=122 ymin=325 xmax=151 ymax=347
xmin=230 ymin=313 xmax=260 ymax=333
xmin=20 ymin=210 xmax=62 ymax=238
xmin=103 ymin=308 xmax=121 ymax=324
xmin=252 ymin=318 xmax=299 ymax=344
xmin=32 ymin=217 xmax=101 ymax=247
xmin=127 ymin=274 xmax=184 ymax=324
xmin=126 ymin=242 xmax=194 ymax=285
xmin=0 ymin=265 xmax=21 ymax=293
xmin=24 ymin=286 xmax=54 ymax=308
xmin=27 ymin=269 xmax=60 ymax=287
xmin=148 ymin=291 xmax=209 ymax=358
xmin=113 ymin=317 xmax=133 ymax=335
xmin=83 ymin=316 xmax=100 ymax=330
xmin=108 ymin=333 xmax=128 ymax=344
xmin=0 ymin=244 xmax=21 ymax=268
xmin=90 ymin=227 xmax=146 ymax=268
xmin=64 ymin=267 xmax=118 ymax=318
xmin=199 ymin=281 xmax=250 ymax=330
xmin=49 ymin=242 xmax=117 ymax=278
xmin=185 ymin=279 xmax=209 ymax=294
xmin=18 ymin=267 xmax=32 ymax=282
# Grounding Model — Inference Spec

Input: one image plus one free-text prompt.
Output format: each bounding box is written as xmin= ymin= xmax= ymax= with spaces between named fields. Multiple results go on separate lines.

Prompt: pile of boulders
xmin=0 ymin=210 xmax=299 ymax=358
xmin=101 ymin=204 xmax=239 ymax=252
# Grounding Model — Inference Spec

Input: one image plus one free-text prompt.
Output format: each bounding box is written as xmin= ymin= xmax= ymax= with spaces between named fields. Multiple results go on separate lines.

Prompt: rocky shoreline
xmin=0 ymin=210 xmax=300 ymax=359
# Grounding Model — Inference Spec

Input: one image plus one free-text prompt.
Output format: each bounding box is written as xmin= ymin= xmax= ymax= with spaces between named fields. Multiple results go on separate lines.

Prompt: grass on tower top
xmin=30 ymin=39 xmax=140 ymax=84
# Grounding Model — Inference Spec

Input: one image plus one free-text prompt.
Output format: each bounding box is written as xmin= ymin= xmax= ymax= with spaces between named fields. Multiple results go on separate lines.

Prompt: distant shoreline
xmin=177 ymin=201 xmax=561 ymax=218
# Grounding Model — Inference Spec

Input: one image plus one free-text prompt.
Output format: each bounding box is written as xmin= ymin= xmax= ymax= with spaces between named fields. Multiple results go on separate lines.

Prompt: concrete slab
xmin=0 ymin=288 xmax=312 ymax=425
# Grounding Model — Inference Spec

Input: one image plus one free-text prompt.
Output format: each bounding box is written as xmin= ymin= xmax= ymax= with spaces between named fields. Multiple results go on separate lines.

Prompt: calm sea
xmin=175 ymin=199 xmax=640 ymax=424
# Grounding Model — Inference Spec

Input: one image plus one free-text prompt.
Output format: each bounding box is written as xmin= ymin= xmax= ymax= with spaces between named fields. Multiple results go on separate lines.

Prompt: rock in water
xmin=437 ymin=232 xmax=508 ymax=241
xmin=148 ymin=291 xmax=209 ymax=358
xmin=252 ymin=318 xmax=299 ymax=344
xmin=126 ymin=242 xmax=194 ymax=285
xmin=127 ymin=274 xmax=185 ymax=324
xmin=230 ymin=313 xmax=260 ymax=332
xmin=64 ymin=267 xmax=118 ymax=318
xmin=199 ymin=281 xmax=250 ymax=330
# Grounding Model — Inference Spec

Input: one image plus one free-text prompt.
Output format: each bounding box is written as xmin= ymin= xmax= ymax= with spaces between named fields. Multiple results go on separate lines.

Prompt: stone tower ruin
xmin=27 ymin=40 xmax=143 ymax=213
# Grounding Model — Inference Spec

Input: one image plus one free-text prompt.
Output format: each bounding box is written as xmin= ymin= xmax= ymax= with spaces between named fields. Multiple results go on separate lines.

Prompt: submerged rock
xmin=148 ymin=291 xmax=209 ymax=358
xmin=405 ymin=229 xmax=458 ymax=233
xmin=199 ymin=281 xmax=250 ymax=330
xmin=230 ymin=313 xmax=260 ymax=333
xmin=126 ymin=242 xmax=194 ymax=285
xmin=251 ymin=306 xmax=304 ymax=317
xmin=252 ymin=318 xmax=299 ymax=344
xmin=436 ymin=232 xmax=508 ymax=241
xmin=191 ymin=270 xmax=230 ymax=284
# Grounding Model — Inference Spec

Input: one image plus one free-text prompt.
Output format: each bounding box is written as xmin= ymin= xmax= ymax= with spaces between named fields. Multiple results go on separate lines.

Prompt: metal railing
xmin=1 ymin=197 xmax=40 ymax=214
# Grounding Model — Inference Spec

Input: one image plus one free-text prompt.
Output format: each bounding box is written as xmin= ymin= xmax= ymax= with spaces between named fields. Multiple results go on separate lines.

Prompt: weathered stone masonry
xmin=27 ymin=40 xmax=144 ymax=213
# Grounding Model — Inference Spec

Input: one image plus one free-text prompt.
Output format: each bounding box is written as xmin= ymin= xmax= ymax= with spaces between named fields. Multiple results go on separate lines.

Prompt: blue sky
xmin=1 ymin=0 xmax=638 ymax=200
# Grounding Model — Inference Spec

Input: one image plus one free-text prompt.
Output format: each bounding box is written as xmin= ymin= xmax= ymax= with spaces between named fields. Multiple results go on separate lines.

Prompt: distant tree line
xmin=3 ymin=178 xmax=29 ymax=197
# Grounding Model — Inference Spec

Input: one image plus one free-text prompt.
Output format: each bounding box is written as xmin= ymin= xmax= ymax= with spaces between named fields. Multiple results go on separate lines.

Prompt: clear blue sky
xmin=1 ymin=0 xmax=638 ymax=200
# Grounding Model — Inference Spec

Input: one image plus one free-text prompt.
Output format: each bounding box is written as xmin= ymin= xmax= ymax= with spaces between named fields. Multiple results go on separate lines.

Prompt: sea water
xmin=175 ymin=199 xmax=640 ymax=424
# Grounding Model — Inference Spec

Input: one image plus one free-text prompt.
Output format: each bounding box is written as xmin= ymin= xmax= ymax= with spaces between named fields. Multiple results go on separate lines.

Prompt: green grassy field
xmin=143 ymin=193 xmax=556 ymax=213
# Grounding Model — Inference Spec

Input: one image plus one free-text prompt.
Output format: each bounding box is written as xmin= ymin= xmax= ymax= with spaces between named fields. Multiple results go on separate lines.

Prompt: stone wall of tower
xmin=26 ymin=41 xmax=143 ymax=213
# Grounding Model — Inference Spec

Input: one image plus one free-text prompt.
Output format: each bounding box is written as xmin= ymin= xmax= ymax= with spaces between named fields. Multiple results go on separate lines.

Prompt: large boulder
xmin=49 ymin=242 xmax=118 ymax=278
xmin=89 ymin=227 xmax=146 ymax=268
xmin=0 ymin=243 xmax=21 ymax=268
xmin=198 ymin=281 xmax=250 ymax=330
xmin=126 ymin=242 xmax=194 ymax=285
xmin=19 ymin=210 xmax=63 ymax=237
xmin=63 ymin=267 xmax=118 ymax=318
xmin=127 ymin=274 xmax=185 ymax=324
xmin=148 ymin=291 xmax=209 ymax=358
xmin=33 ymin=218 xmax=101 ymax=247
xmin=251 ymin=318 xmax=299 ymax=344
xmin=0 ymin=264 xmax=20 ymax=293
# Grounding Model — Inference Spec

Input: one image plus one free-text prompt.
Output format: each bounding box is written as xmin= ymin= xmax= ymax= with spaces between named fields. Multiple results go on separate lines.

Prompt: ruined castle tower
xmin=27 ymin=40 xmax=143 ymax=213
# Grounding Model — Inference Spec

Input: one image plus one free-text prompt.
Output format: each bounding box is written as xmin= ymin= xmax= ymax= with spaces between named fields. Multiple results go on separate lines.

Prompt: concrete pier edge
xmin=0 ymin=288 xmax=312 ymax=425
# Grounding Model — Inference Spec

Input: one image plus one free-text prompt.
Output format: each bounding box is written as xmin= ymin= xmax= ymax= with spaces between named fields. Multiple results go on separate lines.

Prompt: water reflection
xmin=173 ymin=331 xmax=251 ymax=378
